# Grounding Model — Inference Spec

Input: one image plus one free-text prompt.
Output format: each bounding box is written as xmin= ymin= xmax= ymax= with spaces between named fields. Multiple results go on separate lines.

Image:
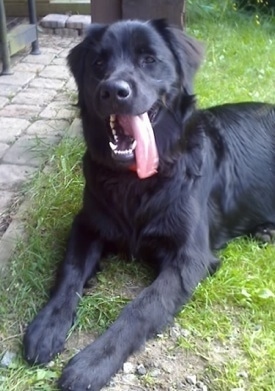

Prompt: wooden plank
xmin=123 ymin=0 xmax=185 ymax=27
xmin=92 ymin=0 xmax=121 ymax=23
xmin=5 ymin=2 xmax=90 ymax=17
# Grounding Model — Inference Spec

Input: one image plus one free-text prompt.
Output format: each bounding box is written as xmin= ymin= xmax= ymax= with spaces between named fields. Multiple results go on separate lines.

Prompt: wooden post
xmin=123 ymin=0 xmax=185 ymax=28
xmin=91 ymin=0 xmax=185 ymax=28
xmin=91 ymin=0 xmax=122 ymax=23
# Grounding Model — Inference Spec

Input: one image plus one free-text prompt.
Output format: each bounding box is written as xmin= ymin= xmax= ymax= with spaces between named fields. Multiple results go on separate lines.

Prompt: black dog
xmin=23 ymin=19 xmax=275 ymax=391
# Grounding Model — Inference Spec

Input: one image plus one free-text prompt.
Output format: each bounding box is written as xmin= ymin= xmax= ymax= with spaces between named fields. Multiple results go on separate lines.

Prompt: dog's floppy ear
xmin=151 ymin=19 xmax=204 ymax=95
xmin=67 ymin=24 xmax=107 ymax=95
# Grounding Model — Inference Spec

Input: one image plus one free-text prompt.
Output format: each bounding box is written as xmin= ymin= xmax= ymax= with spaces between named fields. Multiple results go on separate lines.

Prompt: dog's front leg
xmin=58 ymin=250 xmax=212 ymax=391
xmin=23 ymin=212 xmax=103 ymax=365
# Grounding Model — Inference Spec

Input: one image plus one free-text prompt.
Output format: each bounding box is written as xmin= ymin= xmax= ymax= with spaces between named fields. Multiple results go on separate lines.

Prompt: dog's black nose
xmin=100 ymin=80 xmax=131 ymax=102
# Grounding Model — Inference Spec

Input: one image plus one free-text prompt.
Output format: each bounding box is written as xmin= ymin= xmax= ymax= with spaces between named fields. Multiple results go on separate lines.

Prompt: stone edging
xmin=0 ymin=118 xmax=82 ymax=272
xmin=40 ymin=14 xmax=91 ymax=37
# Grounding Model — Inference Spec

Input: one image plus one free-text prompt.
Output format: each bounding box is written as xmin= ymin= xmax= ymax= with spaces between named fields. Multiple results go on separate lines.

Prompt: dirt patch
xmin=62 ymin=324 xmax=208 ymax=391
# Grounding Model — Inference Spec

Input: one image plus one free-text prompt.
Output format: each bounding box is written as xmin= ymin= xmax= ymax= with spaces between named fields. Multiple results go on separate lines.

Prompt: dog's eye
xmin=94 ymin=58 xmax=104 ymax=67
xmin=143 ymin=55 xmax=156 ymax=64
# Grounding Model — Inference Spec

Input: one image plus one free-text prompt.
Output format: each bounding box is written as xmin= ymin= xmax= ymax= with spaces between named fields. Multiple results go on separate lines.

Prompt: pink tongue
xmin=119 ymin=113 xmax=159 ymax=179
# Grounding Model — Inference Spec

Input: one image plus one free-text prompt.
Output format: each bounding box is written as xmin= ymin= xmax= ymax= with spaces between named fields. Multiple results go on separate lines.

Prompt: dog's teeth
xmin=113 ymin=149 xmax=133 ymax=155
xmin=109 ymin=141 xmax=117 ymax=151
xmin=131 ymin=140 xmax=137 ymax=150
xmin=110 ymin=114 xmax=116 ymax=122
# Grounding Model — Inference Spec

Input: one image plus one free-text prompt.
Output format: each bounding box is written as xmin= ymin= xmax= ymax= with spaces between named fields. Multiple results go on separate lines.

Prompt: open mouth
xmin=107 ymin=106 xmax=159 ymax=179
xmin=109 ymin=114 xmax=137 ymax=162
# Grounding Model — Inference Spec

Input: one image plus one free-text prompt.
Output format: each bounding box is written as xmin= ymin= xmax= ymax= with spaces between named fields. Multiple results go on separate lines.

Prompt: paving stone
xmin=66 ymin=15 xmax=91 ymax=29
xmin=51 ymin=57 xmax=67 ymax=66
xmin=0 ymin=143 xmax=9 ymax=158
xmin=59 ymin=48 xmax=72 ymax=58
xmin=11 ymin=88 xmax=57 ymax=106
xmin=54 ymin=91 xmax=71 ymax=101
xmin=12 ymin=62 xmax=45 ymax=73
xmin=66 ymin=118 xmax=83 ymax=138
xmin=40 ymin=27 xmax=55 ymax=35
xmin=40 ymin=45 xmax=67 ymax=53
xmin=2 ymin=135 xmax=60 ymax=167
xmin=0 ymin=164 xmax=36 ymax=190
xmin=65 ymin=77 xmax=77 ymax=92
xmin=0 ymin=71 xmax=35 ymax=86
xmin=40 ymin=101 xmax=76 ymax=120
xmin=0 ymin=191 xmax=15 ymax=211
xmin=40 ymin=14 xmax=69 ymax=28
xmin=0 ymin=104 xmax=42 ymax=120
xmin=0 ymin=218 xmax=26 ymax=269
xmin=39 ymin=65 xmax=70 ymax=80
xmin=22 ymin=52 xmax=56 ymax=65
xmin=54 ymin=28 xmax=80 ymax=38
xmin=0 ymin=117 xmax=30 ymax=143
xmin=0 ymin=97 xmax=8 ymax=109
xmin=29 ymin=77 xmax=66 ymax=90
xmin=26 ymin=119 xmax=70 ymax=137
xmin=0 ymin=84 xmax=21 ymax=98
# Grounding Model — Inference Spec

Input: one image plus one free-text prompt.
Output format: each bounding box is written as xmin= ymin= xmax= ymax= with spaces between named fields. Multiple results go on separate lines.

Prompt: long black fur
xmin=23 ymin=19 xmax=275 ymax=391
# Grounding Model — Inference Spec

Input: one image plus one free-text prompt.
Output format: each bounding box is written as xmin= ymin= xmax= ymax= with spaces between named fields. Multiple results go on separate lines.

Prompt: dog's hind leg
xmin=23 ymin=211 xmax=103 ymax=365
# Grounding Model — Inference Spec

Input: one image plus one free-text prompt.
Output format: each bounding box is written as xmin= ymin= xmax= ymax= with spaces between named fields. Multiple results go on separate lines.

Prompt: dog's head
xmin=68 ymin=19 xmax=203 ymax=178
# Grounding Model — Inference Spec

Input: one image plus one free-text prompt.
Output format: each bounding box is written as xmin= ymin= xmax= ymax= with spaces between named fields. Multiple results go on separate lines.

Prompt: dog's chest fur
xmin=84 ymin=156 xmax=188 ymax=260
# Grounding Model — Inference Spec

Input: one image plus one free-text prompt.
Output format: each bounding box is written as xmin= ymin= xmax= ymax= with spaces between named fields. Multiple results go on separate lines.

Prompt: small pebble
xmin=123 ymin=362 xmax=135 ymax=374
xmin=186 ymin=374 xmax=197 ymax=385
xmin=237 ymin=371 xmax=248 ymax=378
xmin=136 ymin=364 xmax=147 ymax=375
xmin=181 ymin=328 xmax=191 ymax=338
xmin=196 ymin=380 xmax=208 ymax=391
xmin=0 ymin=351 xmax=16 ymax=368
xmin=170 ymin=325 xmax=181 ymax=339
xmin=151 ymin=368 xmax=161 ymax=377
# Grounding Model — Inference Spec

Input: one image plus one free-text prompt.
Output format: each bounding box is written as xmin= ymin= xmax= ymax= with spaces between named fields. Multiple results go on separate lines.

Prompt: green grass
xmin=0 ymin=2 xmax=275 ymax=390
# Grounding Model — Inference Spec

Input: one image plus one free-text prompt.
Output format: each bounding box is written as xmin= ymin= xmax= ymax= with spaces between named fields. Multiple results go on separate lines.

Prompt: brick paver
xmin=39 ymin=101 xmax=76 ymax=119
xmin=0 ymin=31 xmax=80 ymax=268
xmin=12 ymin=63 xmax=46 ymax=73
xmin=29 ymin=77 xmax=66 ymax=90
xmin=2 ymin=135 xmax=61 ymax=167
xmin=39 ymin=64 xmax=70 ymax=80
xmin=0 ymin=164 xmax=36 ymax=190
xmin=41 ymin=14 xmax=69 ymax=28
xmin=22 ymin=53 xmax=57 ymax=65
xmin=66 ymin=15 xmax=91 ymax=30
xmin=26 ymin=119 xmax=70 ymax=137
xmin=0 ymin=72 xmax=35 ymax=86
xmin=0 ymin=84 xmax=22 ymax=97
xmin=0 ymin=143 xmax=9 ymax=159
xmin=0 ymin=191 xmax=15 ymax=210
xmin=0 ymin=117 xmax=30 ymax=142
xmin=11 ymin=88 xmax=57 ymax=106
xmin=0 ymin=104 xmax=42 ymax=119
xmin=0 ymin=97 xmax=9 ymax=109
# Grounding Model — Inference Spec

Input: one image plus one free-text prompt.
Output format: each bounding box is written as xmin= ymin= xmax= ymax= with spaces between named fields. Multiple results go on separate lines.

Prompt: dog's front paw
xmin=59 ymin=356 xmax=105 ymax=391
xmin=24 ymin=304 xmax=73 ymax=365
xmin=58 ymin=336 xmax=122 ymax=391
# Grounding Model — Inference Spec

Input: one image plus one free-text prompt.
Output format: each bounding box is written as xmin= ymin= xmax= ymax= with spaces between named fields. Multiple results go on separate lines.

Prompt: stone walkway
xmin=0 ymin=32 xmax=81 ymax=269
